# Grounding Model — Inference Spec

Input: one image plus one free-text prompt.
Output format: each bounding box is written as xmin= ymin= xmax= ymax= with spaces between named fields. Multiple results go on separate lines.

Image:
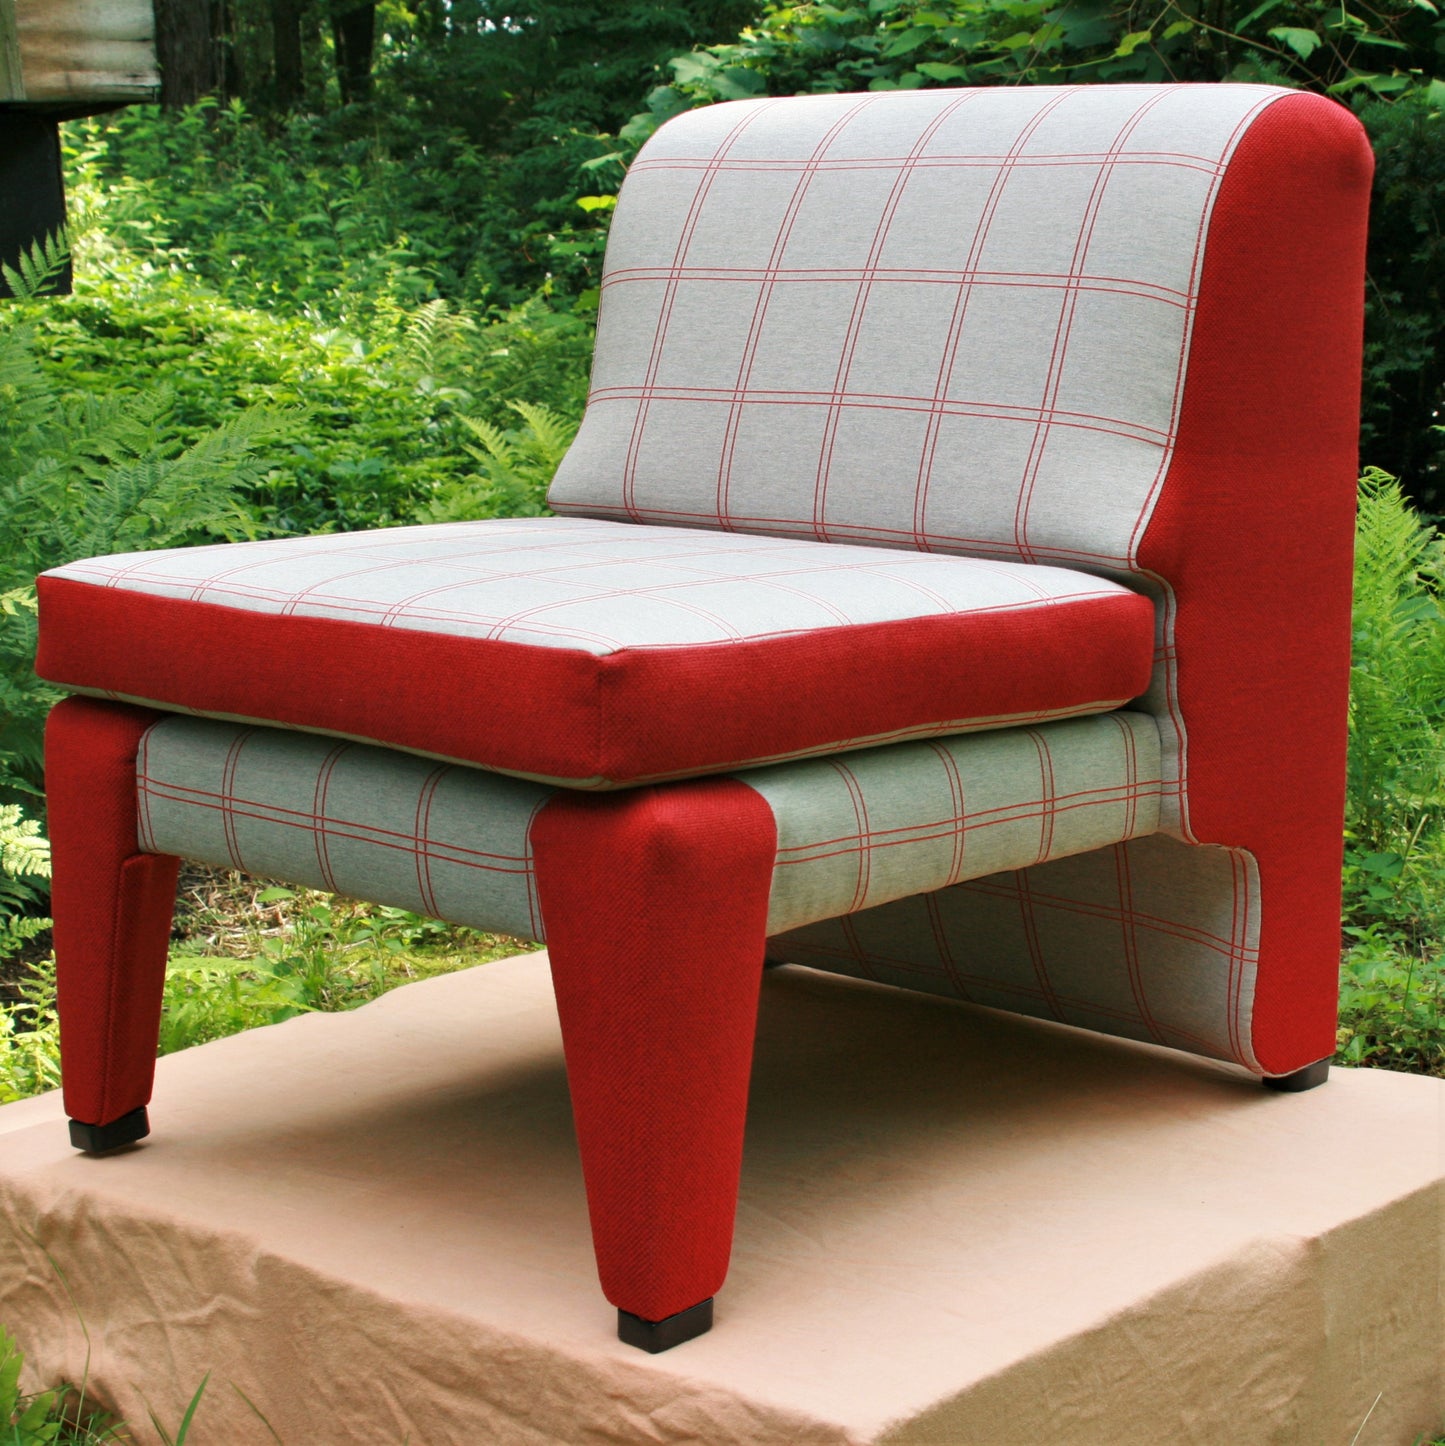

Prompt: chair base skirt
xmin=68 ymin=1106 xmax=150 ymax=1154
xmin=1262 ymin=1059 xmax=1330 ymax=1092
xmin=617 ymin=1298 xmax=714 ymax=1353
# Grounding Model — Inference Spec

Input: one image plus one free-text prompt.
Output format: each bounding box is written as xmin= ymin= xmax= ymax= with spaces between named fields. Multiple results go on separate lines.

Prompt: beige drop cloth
xmin=0 ymin=954 xmax=1441 ymax=1445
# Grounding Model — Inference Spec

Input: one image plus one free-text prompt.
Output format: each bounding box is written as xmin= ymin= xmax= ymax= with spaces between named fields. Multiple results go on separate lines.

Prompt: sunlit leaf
xmin=1268 ymin=25 xmax=1323 ymax=59
xmin=1112 ymin=29 xmax=1153 ymax=57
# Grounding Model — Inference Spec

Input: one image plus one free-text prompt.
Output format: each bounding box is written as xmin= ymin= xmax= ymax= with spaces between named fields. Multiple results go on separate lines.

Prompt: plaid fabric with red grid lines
xmin=44 ymin=515 xmax=1149 ymax=654
xmin=750 ymin=711 xmax=1160 ymax=930
xmin=550 ymin=84 xmax=1285 ymax=572
xmin=768 ymin=834 xmax=1262 ymax=1069
xmin=135 ymin=711 xmax=1162 ymax=942
xmin=137 ymin=718 xmax=552 ymax=942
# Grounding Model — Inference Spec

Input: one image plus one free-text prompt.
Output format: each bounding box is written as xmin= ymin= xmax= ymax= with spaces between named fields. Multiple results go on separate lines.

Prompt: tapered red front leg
xmin=531 ymin=779 xmax=776 ymax=1348
xmin=45 ymin=697 xmax=180 ymax=1147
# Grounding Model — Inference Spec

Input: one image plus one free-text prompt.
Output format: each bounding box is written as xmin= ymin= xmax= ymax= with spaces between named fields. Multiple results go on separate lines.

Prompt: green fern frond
xmin=0 ymin=805 xmax=50 ymax=884
xmin=457 ymin=413 xmax=512 ymax=465
xmin=0 ymin=911 xmax=49 ymax=947
xmin=0 ymin=323 xmax=55 ymax=487
xmin=0 ymin=804 xmax=50 ymax=960
xmin=0 ymin=322 xmax=50 ymax=407
xmin=0 ymin=230 xmax=69 ymax=301
xmin=430 ymin=401 xmax=579 ymax=524
xmin=1349 ymin=468 xmax=1445 ymax=852
xmin=0 ymin=587 xmax=36 ymax=619
xmin=401 ymin=298 xmax=452 ymax=371
xmin=507 ymin=399 xmax=576 ymax=463
xmin=166 ymin=404 xmax=304 ymax=489
xmin=0 ymin=591 xmax=48 ymax=804
xmin=3 ymin=398 xmax=302 ymax=571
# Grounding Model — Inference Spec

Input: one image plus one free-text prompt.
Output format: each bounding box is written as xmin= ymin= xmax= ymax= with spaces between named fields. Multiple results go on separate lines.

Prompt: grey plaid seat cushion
xmin=37 ymin=516 xmax=1154 ymax=788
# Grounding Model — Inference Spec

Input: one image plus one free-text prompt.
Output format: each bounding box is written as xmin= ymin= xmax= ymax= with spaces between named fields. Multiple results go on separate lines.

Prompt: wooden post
xmin=0 ymin=111 xmax=70 ymax=295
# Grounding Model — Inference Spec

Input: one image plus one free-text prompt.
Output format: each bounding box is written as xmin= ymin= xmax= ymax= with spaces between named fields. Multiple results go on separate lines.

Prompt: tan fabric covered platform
xmin=1 ymin=954 xmax=1441 ymax=1445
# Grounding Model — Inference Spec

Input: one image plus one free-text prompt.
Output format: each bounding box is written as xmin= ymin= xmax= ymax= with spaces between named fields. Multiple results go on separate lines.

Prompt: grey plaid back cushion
xmin=549 ymin=83 xmax=1290 ymax=572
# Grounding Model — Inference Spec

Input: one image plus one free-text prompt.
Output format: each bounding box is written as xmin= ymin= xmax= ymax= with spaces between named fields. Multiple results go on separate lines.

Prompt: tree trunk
xmin=272 ymin=0 xmax=303 ymax=109
xmin=330 ymin=0 xmax=374 ymax=105
xmin=302 ymin=4 xmax=325 ymax=108
xmin=154 ymin=0 xmax=216 ymax=107
xmin=212 ymin=0 xmax=242 ymax=101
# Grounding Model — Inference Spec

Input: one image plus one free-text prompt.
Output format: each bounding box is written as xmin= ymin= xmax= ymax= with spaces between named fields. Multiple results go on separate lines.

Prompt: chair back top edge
xmin=548 ymin=83 xmax=1365 ymax=578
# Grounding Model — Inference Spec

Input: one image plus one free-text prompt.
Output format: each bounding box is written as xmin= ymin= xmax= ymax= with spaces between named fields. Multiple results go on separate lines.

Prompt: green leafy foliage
xmin=1338 ymin=923 xmax=1444 ymax=1073
xmin=1359 ymin=91 xmax=1445 ymax=510
xmin=415 ymin=402 xmax=579 ymax=522
xmin=624 ymin=0 xmax=1441 ymax=124
xmin=33 ymin=134 xmax=595 ymax=537
xmin=154 ymin=879 xmax=529 ymax=1055
xmin=0 ymin=958 xmax=62 ymax=1105
xmin=68 ymin=99 xmax=492 ymax=315
xmin=1341 ymin=470 xmax=1445 ymax=1074
xmin=0 ymin=805 xmax=50 ymax=967
xmin=1346 ymin=470 xmax=1445 ymax=919
xmin=0 ymin=1325 xmax=62 ymax=1443
xmin=0 ymin=589 xmax=49 ymax=808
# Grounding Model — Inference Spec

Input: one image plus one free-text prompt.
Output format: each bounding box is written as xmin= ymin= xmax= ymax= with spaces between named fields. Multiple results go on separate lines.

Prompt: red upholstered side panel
xmin=36 ymin=576 xmax=1153 ymax=786
xmin=45 ymin=697 xmax=181 ymax=1125
xmin=531 ymin=780 xmax=776 ymax=1322
xmin=1140 ymin=93 xmax=1373 ymax=1075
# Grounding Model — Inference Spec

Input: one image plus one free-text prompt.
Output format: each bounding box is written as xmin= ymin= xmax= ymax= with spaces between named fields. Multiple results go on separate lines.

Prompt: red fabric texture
xmin=45 ymin=697 xmax=180 ymax=1125
xmin=1140 ymin=93 xmax=1373 ymax=1075
xmin=35 ymin=576 xmax=1154 ymax=785
xmin=530 ymin=779 xmax=777 ymax=1322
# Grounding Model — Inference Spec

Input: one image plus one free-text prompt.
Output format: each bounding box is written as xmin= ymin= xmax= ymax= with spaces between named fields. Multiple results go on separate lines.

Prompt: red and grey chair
xmin=36 ymin=83 xmax=1372 ymax=1351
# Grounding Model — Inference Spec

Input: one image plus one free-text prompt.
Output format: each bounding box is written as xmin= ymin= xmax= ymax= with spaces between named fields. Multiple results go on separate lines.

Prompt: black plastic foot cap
xmin=68 ymin=1106 xmax=150 ymax=1153
xmin=617 ymin=1297 xmax=714 ymax=1353
xmin=1262 ymin=1059 xmax=1330 ymax=1093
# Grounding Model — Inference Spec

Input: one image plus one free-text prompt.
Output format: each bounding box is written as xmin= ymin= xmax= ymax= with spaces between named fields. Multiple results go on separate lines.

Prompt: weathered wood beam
xmin=0 ymin=0 xmax=159 ymax=105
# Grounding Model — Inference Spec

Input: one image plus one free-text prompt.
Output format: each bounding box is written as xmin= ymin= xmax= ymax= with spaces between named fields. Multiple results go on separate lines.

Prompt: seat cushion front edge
xmin=37 ymin=573 xmax=1156 ymax=788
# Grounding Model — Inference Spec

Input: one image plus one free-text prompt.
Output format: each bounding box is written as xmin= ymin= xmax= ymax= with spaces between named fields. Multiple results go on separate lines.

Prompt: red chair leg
xmin=531 ymin=779 xmax=776 ymax=1350
xmin=45 ymin=697 xmax=180 ymax=1151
